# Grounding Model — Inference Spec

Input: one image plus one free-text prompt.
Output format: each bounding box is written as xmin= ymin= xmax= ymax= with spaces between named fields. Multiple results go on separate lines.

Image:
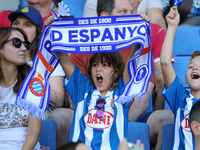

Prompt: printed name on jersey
xmin=84 ymin=109 xmax=114 ymax=129
xmin=181 ymin=113 xmax=191 ymax=132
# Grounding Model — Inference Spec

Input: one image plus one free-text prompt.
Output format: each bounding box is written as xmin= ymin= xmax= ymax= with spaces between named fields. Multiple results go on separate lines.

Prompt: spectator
xmin=82 ymin=0 xmax=171 ymax=111
xmin=0 ymin=26 xmax=42 ymax=149
xmin=83 ymin=0 xmax=166 ymax=31
xmin=8 ymin=6 xmax=65 ymax=110
xmin=0 ymin=0 xmax=54 ymax=29
xmin=45 ymin=6 xmax=150 ymax=149
xmin=189 ymin=100 xmax=200 ymax=150
xmin=161 ymin=6 xmax=200 ymax=149
xmin=69 ymin=0 xmax=174 ymax=149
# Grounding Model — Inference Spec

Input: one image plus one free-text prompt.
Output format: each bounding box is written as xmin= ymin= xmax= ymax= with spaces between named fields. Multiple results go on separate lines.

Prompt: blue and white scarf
xmin=16 ymin=15 xmax=153 ymax=119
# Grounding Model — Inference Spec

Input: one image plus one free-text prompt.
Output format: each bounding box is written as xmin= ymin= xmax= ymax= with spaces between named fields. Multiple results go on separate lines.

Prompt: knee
xmin=147 ymin=110 xmax=174 ymax=127
xmin=48 ymin=108 xmax=74 ymax=124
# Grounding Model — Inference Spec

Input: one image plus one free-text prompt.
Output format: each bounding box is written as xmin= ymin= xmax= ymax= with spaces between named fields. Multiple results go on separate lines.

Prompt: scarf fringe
xmin=115 ymin=93 xmax=140 ymax=104
xmin=15 ymin=97 xmax=45 ymax=120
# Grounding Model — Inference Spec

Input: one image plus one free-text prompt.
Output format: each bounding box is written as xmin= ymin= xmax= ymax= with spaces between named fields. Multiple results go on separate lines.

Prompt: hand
xmin=138 ymin=12 xmax=150 ymax=22
xmin=45 ymin=16 xmax=54 ymax=26
xmin=166 ymin=6 xmax=180 ymax=27
xmin=57 ymin=1 xmax=71 ymax=17
xmin=118 ymin=138 xmax=144 ymax=150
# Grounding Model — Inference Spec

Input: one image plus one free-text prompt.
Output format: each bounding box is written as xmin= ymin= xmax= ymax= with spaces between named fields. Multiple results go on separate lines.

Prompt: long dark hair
xmin=11 ymin=22 xmax=42 ymax=61
xmin=0 ymin=27 xmax=31 ymax=93
xmin=29 ymin=25 xmax=42 ymax=60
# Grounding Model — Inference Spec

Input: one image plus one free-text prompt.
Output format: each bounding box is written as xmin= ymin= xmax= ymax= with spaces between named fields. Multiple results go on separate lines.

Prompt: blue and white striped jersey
xmin=64 ymin=66 xmax=130 ymax=150
xmin=163 ymin=76 xmax=199 ymax=150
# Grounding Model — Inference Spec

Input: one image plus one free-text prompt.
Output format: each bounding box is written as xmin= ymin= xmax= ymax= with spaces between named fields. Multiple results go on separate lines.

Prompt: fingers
xmin=137 ymin=12 xmax=150 ymax=22
xmin=45 ymin=16 xmax=54 ymax=26
xmin=135 ymin=140 xmax=144 ymax=149
xmin=166 ymin=6 xmax=178 ymax=19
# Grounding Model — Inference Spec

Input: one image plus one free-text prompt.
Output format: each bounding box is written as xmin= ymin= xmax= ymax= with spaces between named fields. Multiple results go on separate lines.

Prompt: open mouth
xmin=191 ymin=72 xmax=200 ymax=79
xmin=96 ymin=74 xmax=103 ymax=84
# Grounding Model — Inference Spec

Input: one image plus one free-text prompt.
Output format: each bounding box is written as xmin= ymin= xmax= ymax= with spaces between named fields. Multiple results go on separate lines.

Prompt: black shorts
xmin=136 ymin=111 xmax=153 ymax=123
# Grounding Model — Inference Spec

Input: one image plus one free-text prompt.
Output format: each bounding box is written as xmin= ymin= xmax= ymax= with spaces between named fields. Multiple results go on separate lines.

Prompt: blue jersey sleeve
xmin=162 ymin=76 xmax=189 ymax=115
xmin=63 ymin=66 xmax=91 ymax=105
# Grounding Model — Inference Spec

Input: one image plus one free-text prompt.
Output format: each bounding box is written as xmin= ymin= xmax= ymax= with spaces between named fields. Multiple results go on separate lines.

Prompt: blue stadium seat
xmin=39 ymin=119 xmax=57 ymax=150
xmin=173 ymin=56 xmax=191 ymax=89
xmin=127 ymin=122 xmax=150 ymax=150
xmin=162 ymin=124 xmax=174 ymax=150
xmin=173 ymin=26 xmax=200 ymax=56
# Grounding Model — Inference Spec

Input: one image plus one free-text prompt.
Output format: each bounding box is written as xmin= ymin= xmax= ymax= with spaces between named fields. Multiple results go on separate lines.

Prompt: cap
xmin=8 ymin=6 xmax=43 ymax=29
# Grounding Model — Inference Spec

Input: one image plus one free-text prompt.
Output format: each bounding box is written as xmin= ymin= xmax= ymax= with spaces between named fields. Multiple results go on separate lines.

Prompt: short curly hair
xmin=191 ymin=51 xmax=200 ymax=60
xmin=87 ymin=52 xmax=125 ymax=91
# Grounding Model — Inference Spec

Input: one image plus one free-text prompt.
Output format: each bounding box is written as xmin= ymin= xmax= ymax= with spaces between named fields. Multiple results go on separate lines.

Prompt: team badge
xmin=29 ymin=73 xmax=45 ymax=97
xmin=134 ymin=64 xmax=148 ymax=84
xmin=110 ymin=98 xmax=115 ymax=109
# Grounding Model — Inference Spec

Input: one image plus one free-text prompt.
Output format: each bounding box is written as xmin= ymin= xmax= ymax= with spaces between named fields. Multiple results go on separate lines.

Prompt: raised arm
xmin=123 ymin=12 xmax=150 ymax=84
xmin=161 ymin=6 xmax=180 ymax=88
xmin=56 ymin=52 xmax=75 ymax=79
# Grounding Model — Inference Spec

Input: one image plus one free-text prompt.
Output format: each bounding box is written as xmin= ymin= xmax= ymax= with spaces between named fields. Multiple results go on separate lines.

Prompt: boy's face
xmin=185 ymin=56 xmax=200 ymax=90
xmin=91 ymin=58 xmax=114 ymax=94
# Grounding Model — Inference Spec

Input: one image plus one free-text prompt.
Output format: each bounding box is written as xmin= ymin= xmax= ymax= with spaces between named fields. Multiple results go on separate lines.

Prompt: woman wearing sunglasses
xmin=0 ymin=26 xmax=42 ymax=149
xmin=8 ymin=6 xmax=66 ymax=112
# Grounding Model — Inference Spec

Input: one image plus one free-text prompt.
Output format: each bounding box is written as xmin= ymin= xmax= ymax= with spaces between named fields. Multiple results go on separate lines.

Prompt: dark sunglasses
xmin=96 ymin=99 xmax=105 ymax=120
xmin=4 ymin=38 xmax=30 ymax=50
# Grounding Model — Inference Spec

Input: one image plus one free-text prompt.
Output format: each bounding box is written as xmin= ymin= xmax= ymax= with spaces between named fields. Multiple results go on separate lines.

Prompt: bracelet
xmin=51 ymin=89 xmax=57 ymax=103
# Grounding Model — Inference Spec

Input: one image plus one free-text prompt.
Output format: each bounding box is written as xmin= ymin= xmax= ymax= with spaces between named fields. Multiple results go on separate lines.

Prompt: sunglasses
xmin=96 ymin=99 xmax=105 ymax=120
xmin=4 ymin=38 xmax=30 ymax=50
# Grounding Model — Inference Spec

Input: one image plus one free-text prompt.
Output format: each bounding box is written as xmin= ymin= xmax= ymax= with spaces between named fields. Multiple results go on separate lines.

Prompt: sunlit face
xmin=0 ymin=31 xmax=27 ymax=66
xmin=111 ymin=0 xmax=134 ymax=16
xmin=185 ymin=56 xmax=200 ymax=91
xmin=12 ymin=15 xmax=37 ymax=43
xmin=91 ymin=58 xmax=114 ymax=94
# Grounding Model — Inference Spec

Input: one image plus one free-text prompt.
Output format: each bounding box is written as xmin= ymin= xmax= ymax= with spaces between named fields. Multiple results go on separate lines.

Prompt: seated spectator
xmin=161 ymin=6 xmax=200 ymax=149
xmin=0 ymin=26 xmax=42 ymax=149
xmin=82 ymin=0 xmax=170 ymax=111
xmin=189 ymin=100 xmax=200 ymax=150
xmin=8 ymin=6 xmax=65 ymax=111
xmin=70 ymin=0 xmax=174 ymax=149
xmin=45 ymin=3 xmax=150 ymax=148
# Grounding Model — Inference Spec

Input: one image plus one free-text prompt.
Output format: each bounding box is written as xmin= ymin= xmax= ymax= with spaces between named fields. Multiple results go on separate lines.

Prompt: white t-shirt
xmin=27 ymin=61 xmax=65 ymax=77
xmin=137 ymin=0 xmax=163 ymax=14
xmin=0 ymin=83 xmax=40 ymax=150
